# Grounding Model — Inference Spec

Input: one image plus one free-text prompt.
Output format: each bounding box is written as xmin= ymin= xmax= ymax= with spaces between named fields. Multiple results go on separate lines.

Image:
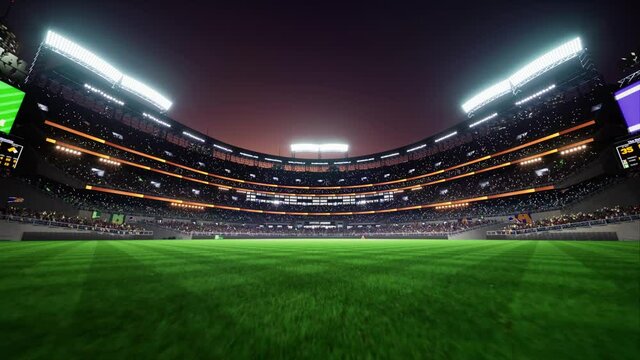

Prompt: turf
xmin=0 ymin=239 xmax=638 ymax=359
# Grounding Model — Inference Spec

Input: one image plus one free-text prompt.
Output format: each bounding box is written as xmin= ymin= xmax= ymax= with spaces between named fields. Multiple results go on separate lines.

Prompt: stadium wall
xmin=21 ymin=231 xmax=153 ymax=241
xmin=142 ymin=224 xmax=192 ymax=240
xmin=0 ymin=220 xmax=154 ymax=241
xmin=486 ymin=220 xmax=639 ymax=241
xmin=487 ymin=232 xmax=619 ymax=240
xmin=0 ymin=178 xmax=78 ymax=215
xmin=0 ymin=220 xmax=92 ymax=241
xmin=448 ymin=223 xmax=508 ymax=240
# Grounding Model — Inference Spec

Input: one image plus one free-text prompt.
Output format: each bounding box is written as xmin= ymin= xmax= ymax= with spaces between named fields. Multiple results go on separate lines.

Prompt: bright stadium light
xmin=84 ymin=84 xmax=125 ymax=106
xmin=406 ymin=144 xmax=426 ymax=152
xmin=43 ymin=30 xmax=173 ymax=112
xmin=461 ymin=80 xmax=512 ymax=114
xmin=44 ymin=31 xmax=122 ymax=83
xmin=142 ymin=112 xmax=171 ymax=127
xmin=380 ymin=152 xmax=400 ymax=159
xmin=320 ymin=143 xmax=349 ymax=152
xmin=213 ymin=144 xmax=233 ymax=152
xmin=291 ymin=144 xmax=319 ymax=152
xmin=288 ymin=160 xmax=306 ymax=165
xmin=334 ymin=161 xmax=351 ymax=165
xmin=435 ymin=131 xmax=458 ymax=143
xmin=120 ymin=76 xmax=173 ymax=112
xmin=508 ymin=38 xmax=582 ymax=88
xmin=461 ymin=37 xmax=583 ymax=114
xmin=311 ymin=162 xmax=329 ymax=165
xmin=264 ymin=157 xmax=282 ymax=163
xmin=182 ymin=131 xmax=205 ymax=143
xmin=290 ymin=143 xmax=349 ymax=153
xmin=468 ymin=113 xmax=498 ymax=128
xmin=240 ymin=152 xmax=258 ymax=159
xmin=356 ymin=158 xmax=374 ymax=163
xmin=515 ymin=84 xmax=556 ymax=106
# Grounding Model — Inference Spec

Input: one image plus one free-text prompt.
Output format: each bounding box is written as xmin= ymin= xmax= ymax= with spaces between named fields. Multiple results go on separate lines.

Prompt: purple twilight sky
xmin=5 ymin=0 xmax=637 ymax=156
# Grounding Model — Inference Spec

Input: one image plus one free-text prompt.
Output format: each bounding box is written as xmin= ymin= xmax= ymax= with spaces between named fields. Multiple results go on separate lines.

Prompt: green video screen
xmin=0 ymin=80 xmax=26 ymax=135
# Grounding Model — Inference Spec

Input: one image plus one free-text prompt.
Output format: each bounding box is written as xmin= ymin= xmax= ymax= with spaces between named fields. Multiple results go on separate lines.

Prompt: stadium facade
xmin=1 ymin=29 xmax=639 ymax=240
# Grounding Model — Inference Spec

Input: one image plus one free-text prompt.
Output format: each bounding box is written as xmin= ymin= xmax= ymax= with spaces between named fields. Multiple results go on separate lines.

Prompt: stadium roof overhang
xmin=42 ymin=30 xmax=173 ymax=112
xmin=460 ymin=37 xmax=584 ymax=116
xmin=31 ymin=32 xmax=595 ymax=167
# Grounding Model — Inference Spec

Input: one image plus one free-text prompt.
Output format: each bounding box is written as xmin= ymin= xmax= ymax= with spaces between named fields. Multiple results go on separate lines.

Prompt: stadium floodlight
xmin=290 ymin=144 xmax=319 ymax=152
xmin=265 ymin=157 xmax=282 ymax=163
xmin=334 ymin=161 xmax=351 ymax=165
xmin=240 ymin=152 xmax=258 ymax=159
xmin=288 ymin=160 xmax=306 ymax=165
xmin=461 ymin=80 xmax=512 ymax=114
xmin=182 ymin=131 xmax=205 ymax=143
xmin=468 ymin=113 xmax=498 ymax=128
xmin=461 ymin=37 xmax=583 ymax=114
xmin=213 ymin=144 xmax=233 ymax=152
xmin=406 ymin=144 xmax=426 ymax=152
xmin=142 ymin=112 xmax=171 ymax=127
xmin=434 ymin=131 xmax=458 ymax=143
xmin=43 ymin=30 xmax=173 ymax=112
xmin=508 ymin=38 xmax=582 ymax=88
xmin=515 ymin=84 xmax=556 ymax=106
xmin=311 ymin=162 xmax=328 ymax=165
xmin=356 ymin=158 xmax=375 ymax=163
xmin=84 ymin=84 xmax=125 ymax=106
xmin=290 ymin=143 xmax=349 ymax=153
xmin=380 ymin=152 xmax=399 ymax=159
xmin=120 ymin=75 xmax=173 ymax=112
xmin=44 ymin=31 xmax=123 ymax=83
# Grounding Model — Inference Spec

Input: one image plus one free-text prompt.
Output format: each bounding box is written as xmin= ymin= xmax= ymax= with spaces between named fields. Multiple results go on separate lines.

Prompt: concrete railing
xmin=487 ymin=215 xmax=640 ymax=236
xmin=1 ymin=215 xmax=153 ymax=237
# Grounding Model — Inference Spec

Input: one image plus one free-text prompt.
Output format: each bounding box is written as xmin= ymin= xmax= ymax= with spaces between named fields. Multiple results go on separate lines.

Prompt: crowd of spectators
xmin=29 ymin=73 xmax=603 ymax=190
xmin=41 ymin=145 xmax=598 ymax=214
xmin=19 ymin=173 xmax=624 ymax=227
xmin=11 ymin=72 xmax=616 ymax=230
xmin=503 ymin=205 xmax=640 ymax=231
xmin=155 ymin=218 xmax=496 ymax=237
xmin=2 ymin=206 xmax=150 ymax=233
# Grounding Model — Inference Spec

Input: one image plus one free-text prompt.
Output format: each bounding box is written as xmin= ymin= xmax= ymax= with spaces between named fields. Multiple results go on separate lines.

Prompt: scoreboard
xmin=0 ymin=80 xmax=26 ymax=135
xmin=615 ymin=135 xmax=640 ymax=170
xmin=0 ymin=136 xmax=23 ymax=169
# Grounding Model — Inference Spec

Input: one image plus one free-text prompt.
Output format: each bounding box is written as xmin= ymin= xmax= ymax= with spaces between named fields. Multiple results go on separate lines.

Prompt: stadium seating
xmin=8 ymin=36 xmax=627 ymax=236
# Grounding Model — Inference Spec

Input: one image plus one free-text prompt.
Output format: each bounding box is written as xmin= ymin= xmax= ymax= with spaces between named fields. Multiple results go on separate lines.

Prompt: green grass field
xmin=0 ymin=239 xmax=638 ymax=359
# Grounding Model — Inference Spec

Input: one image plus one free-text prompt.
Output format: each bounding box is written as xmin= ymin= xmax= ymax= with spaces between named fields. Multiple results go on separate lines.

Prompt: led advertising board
xmin=615 ymin=81 xmax=640 ymax=133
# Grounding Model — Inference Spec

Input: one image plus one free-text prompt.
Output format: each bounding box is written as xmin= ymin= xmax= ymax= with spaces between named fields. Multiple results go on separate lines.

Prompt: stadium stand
xmin=2 ymin=31 xmax=637 ymax=240
xmin=487 ymin=204 xmax=640 ymax=241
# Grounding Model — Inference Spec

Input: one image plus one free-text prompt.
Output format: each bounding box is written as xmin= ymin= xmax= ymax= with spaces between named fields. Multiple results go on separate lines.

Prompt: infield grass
xmin=0 ymin=239 xmax=638 ymax=359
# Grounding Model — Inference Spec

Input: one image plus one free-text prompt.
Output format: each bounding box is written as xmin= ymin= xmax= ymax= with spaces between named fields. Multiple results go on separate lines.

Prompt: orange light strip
xmin=51 ymin=137 xmax=593 ymax=198
xmin=46 ymin=119 xmax=595 ymax=190
xmin=84 ymin=184 xmax=554 ymax=216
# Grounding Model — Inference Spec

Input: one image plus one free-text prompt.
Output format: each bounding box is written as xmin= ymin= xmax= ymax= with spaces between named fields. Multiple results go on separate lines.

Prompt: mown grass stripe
xmin=0 ymin=242 xmax=97 ymax=359
xmin=0 ymin=240 xmax=636 ymax=359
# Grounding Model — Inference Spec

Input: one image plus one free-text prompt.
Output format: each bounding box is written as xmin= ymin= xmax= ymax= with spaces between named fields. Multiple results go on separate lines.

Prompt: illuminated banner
xmin=0 ymin=80 xmax=25 ymax=135
xmin=111 ymin=214 xmax=125 ymax=225
xmin=615 ymin=136 xmax=640 ymax=170
xmin=615 ymin=81 xmax=640 ymax=133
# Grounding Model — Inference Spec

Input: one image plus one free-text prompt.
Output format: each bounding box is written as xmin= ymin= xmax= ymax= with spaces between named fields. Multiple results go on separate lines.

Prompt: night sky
xmin=4 ymin=0 xmax=637 ymax=157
